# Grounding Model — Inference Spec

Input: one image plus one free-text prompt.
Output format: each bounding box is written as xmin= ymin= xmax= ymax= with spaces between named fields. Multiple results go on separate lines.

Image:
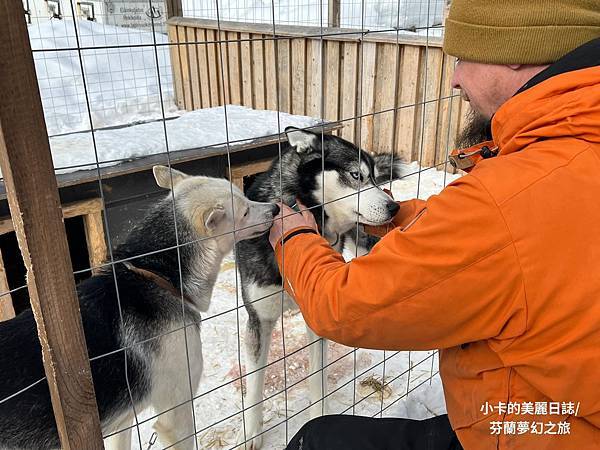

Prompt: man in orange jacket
xmin=269 ymin=1 xmax=600 ymax=449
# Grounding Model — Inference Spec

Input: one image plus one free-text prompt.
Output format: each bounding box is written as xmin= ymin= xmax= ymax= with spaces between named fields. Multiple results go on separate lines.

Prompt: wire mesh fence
xmin=0 ymin=0 xmax=466 ymax=448
xmin=179 ymin=0 xmax=446 ymax=32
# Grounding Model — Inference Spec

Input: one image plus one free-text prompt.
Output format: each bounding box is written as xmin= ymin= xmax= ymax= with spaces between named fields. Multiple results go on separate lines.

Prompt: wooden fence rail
xmin=167 ymin=17 xmax=471 ymax=167
xmin=0 ymin=0 xmax=104 ymax=447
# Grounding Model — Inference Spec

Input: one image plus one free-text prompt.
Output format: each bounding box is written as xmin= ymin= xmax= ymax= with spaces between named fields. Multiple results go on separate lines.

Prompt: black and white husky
xmin=0 ymin=166 xmax=279 ymax=450
xmin=235 ymin=127 xmax=401 ymax=449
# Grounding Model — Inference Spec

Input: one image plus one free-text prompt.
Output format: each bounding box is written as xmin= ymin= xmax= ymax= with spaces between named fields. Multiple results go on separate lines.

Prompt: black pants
xmin=285 ymin=414 xmax=463 ymax=450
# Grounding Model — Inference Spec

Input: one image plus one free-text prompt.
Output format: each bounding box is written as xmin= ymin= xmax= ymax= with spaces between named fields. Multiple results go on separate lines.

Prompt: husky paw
xmin=236 ymin=426 xmax=263 ymax=450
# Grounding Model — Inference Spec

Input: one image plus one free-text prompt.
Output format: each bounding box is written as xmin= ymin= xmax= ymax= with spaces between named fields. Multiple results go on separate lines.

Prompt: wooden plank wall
xmin=167 ymin=18 xmax=469 ymax=168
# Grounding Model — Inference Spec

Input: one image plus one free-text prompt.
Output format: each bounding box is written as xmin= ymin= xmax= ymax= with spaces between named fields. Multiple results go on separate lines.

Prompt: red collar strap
xmin=123 ymin=261 xmax=195 ymax=306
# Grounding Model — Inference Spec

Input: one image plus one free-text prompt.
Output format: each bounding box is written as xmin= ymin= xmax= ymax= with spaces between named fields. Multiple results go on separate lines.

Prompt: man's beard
xmin=455 ymin=108 xmax=492 ymax=149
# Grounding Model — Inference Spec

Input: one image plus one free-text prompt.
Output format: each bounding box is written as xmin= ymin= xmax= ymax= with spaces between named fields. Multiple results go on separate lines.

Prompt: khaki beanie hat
xmin=443 ymin=0 xmax=600 ymax=65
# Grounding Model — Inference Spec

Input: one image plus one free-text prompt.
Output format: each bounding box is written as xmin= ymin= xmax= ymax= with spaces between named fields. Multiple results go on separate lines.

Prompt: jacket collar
xmin=515 ymin=38 xmax=600 ymax=95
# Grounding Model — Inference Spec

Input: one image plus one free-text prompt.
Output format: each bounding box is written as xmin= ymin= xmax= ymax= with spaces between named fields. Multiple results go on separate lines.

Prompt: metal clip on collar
xmin=449 ymin=145 xmax=498 ymax=170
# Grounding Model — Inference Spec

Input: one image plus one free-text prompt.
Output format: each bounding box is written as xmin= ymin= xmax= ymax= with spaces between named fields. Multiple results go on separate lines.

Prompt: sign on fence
xmin=106 ymin=0 xmax=167 ymax=32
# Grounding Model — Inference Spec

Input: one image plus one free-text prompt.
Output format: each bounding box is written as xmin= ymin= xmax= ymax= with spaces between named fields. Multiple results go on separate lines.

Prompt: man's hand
xmin=269 ymin=200 xmax=318 ymax=249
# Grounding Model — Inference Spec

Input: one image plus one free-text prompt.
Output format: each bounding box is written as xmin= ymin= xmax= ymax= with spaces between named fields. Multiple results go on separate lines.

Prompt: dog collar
xmin=328 ymin=231 xmax=340 ymax=247
xmin=122 ymin=261 xmax=195 ymax=307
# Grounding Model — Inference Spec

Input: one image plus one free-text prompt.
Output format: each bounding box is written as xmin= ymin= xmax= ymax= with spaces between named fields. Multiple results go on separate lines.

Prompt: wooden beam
xmin=251 ymin=34 xmax=266 ymax=110
xmin=230 ymin=176 xmax=244 ymax=192
xmin=227 ymin=158 xmax=274 ymax=181
xmin=324 ymin=40 xmax=340 ymax=131
xmin=291 ymin=38 xmax=306 ymax=115
xmin=167 ymin=25 xmax=184 ymax=109
xmin=240 ymin=32 xmax=254 ymax=108
xmin=83 ymin=211 xmax=108 ymax=274
xmin=0 ymin=197 xmax=104 ymax=235
xmin=177 ymin=25 xmax=193 ymax=110
xmin=328 ymin=0 xmax=340 ymax=28
xmin=187 ymin=27 xmax=202 ymax=109
xmin=198 ymin=28 xmax=211 ymax=108
xmin=277 ymin=39 xmax=291 ymax=113
xmin=167 ymin=17 xmax=445 ymax=47
xmin=165 ymin=0 xmax=183 ymax=18
xmin=340 ymin=41 xmax=359 ymax=142
xmin=226 ymin=157 xmax=275 ymax=192
xmin=395 ymin=45 xmax=421 ymax=161
xmin=359 ymin=42 xmax=377 ymax=151
xmin=372 ymin=43 xmax=399 ymax=153
xmin=227 ymin=31 xmax=243 ymax=105
xmin=305 ymin=39 xmax=323 ymax=119
xmin=0 ymin=249 xmax=14 ymax=322
xmin=0 ymin=1 xmax=104 ymax=448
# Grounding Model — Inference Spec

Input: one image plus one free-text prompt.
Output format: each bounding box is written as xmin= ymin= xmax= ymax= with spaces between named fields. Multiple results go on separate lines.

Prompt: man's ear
xmin=285 ymin=126 xmax=319 ymax=154
xmin=204 ymin=205 xmax=226 ymax=233
xmin=153 ymin=165 xmax=189 ymax=190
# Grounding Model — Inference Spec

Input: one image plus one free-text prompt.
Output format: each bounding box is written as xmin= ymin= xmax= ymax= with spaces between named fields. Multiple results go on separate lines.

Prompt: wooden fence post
xmin=166 ymin=0 xmax=183 ymax=18
xmin=0 ymin=2 xmax=104 ymax=449
xmin=328 ymin=0 xmax=340 ymax=27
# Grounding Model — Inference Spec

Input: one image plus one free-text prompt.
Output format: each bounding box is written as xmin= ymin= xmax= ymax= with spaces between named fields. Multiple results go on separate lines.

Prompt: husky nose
xmin=271 ymin=204 xmax=280 ymax=216
xmin=387 ymin=201 xmax=400 ymax=217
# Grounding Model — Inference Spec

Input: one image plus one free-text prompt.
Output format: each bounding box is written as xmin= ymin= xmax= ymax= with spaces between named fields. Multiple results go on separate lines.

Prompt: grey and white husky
xmin=0 ymin=166 xmax=279 ymax=450
xmin=235 ymin=127 xmax=401 ymax=449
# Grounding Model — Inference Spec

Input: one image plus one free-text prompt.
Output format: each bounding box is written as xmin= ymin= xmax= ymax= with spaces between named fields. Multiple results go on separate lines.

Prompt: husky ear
xmin=153 ymin=165 xmax=189 ymax=190
xmin=204 ymin=205 xmax=226 ymax=233
xmin=285 ymin=126 xmax=318 ymax=154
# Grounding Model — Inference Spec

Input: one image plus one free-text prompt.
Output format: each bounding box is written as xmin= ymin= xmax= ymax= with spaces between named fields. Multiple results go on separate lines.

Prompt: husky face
xmin=286 ymin=127 xmax=399 ymax=234
xmin=153 ymin=165 xmax=278 ymax=252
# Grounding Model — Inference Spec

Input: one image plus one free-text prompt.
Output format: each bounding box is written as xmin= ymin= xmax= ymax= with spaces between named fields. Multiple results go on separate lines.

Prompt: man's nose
xmin=451 ymin=62 xmax=461 ymax=90
xmin=451 ymin=73 xmax=460 ymax=90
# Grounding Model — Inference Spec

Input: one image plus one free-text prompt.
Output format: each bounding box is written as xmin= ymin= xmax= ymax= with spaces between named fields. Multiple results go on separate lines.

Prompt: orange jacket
xmin=275 ymin=64 xmax=600 ymax=449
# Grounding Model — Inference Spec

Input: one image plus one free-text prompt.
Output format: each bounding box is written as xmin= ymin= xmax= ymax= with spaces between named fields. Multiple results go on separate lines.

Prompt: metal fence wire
xmin=0 ymin=0 xmax=466 ymax=448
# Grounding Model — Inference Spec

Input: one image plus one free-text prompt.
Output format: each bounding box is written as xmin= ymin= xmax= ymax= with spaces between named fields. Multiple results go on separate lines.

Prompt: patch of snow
xmin=29 ymin=19 xmax=176 ymax=136
xmin=47 ymin=105 xmax=320 ymax=173
xmin=391 ymin=160 xmax=459 ymax=201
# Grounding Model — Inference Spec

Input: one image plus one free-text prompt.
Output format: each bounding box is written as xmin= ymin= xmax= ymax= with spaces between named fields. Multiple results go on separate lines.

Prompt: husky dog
xmin=235 ymin=127 xmax=401 ymax=449
xmin=0 ymin=166 xmax=279 ymax=450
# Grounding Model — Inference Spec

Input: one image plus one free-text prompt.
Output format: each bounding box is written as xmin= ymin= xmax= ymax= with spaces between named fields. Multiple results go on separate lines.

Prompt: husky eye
xmin=350 ymin=171 xmax=363 ymax=181
xmin=243 ymin=209 xmax=249 ymax=217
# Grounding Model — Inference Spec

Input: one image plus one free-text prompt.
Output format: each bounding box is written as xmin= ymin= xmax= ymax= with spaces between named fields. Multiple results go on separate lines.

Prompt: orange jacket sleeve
xmin=274 ymin=174 xmax=527 ymax=351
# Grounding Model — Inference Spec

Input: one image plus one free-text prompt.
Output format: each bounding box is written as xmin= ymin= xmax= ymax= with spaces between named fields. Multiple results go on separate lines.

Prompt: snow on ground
xmin=29 ymin=19 xmax=176 ymax=136
xmin=48 ymin=105 xmax=320 ymax=173
xmin=122 ymin=164 xmax=460 ymax=450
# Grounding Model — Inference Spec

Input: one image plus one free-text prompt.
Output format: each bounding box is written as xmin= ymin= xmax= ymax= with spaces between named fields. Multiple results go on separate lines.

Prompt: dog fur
xmin=235 ymin=127 xmax=401 ymax=449
xmin=0 ymin=166 xmax=278 ymax=450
